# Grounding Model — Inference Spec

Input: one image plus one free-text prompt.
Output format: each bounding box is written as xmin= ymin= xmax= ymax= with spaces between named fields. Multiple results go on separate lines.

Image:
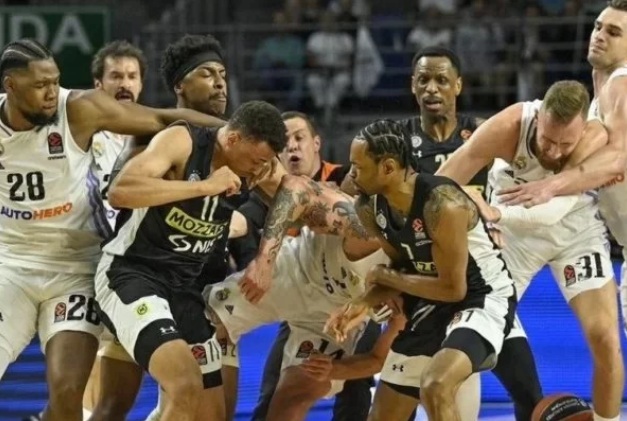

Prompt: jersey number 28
xmin=8 ymin=171 xmax=46 ymax=201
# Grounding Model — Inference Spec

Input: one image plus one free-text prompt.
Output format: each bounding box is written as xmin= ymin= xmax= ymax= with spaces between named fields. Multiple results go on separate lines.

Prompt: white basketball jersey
xmin=0 ymin=88 xmax=111 ymax=274
xmin=275 ymin=226 xmax=390 ymax=307
xmin=588 ymin=67 xmax=627 ymax=257
xmin=91 ymin=131 xmax=126 ymax=229
xmin=488 ymin=100 xmax=603 ymax=245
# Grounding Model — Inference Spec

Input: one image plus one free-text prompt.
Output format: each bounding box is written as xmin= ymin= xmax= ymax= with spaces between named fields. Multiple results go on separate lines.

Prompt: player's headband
xmin=170 ymin=51 xmax=223 ymax=90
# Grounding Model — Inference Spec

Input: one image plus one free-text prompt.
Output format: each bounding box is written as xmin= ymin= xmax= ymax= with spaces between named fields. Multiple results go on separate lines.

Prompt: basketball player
xmin=83 ymin=40 xmax=148 ymax=421
xmin=482 ymin=4 xmax=627 ymax=420
xmin=206 ymin=174 xmax=387 ymax=421
xmin=400 ymin=47 xmax=543 ymax=419
xmin=400 ymin=47 xmax=487 ymax=195
xmin=231 ymin=175 xmax=482 ymax=420
xmin=94 ymin=100 xmax=286 ymax=421
xmin=437 ymin=79 xmax=623 ymax=421
xmin=244 ymin=120 xmax=516 ymax=421
xmin=0 ymin=38 xmax=224 ymax=421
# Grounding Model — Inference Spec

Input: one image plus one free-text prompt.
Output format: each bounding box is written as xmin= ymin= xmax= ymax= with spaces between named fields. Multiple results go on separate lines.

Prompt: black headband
xmin=170 ymin=51 xmax=223 ymax=89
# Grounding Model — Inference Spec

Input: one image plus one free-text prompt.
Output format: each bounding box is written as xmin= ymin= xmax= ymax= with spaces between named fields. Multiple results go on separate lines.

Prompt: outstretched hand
xmin=324 ymin=301 xmax=369 ymax=343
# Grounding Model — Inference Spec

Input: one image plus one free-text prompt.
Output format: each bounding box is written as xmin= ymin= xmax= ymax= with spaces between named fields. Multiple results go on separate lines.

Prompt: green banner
xmin=0 ymin=6 xmax=110 ymax=88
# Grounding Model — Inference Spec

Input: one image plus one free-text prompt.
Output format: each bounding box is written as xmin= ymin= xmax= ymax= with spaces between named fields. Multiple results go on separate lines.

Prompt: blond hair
xmin=541 ymin=80 xmax=590 ymax=123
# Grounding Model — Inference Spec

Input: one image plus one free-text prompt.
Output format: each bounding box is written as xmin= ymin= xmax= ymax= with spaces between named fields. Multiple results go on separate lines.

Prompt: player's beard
xmin=23 ymin=110 xmax=59 ymax=127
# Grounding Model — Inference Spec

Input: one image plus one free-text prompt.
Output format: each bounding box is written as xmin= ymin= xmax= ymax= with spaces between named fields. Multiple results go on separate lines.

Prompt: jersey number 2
xmin=8 ymin=171 xmax=45 ymax=201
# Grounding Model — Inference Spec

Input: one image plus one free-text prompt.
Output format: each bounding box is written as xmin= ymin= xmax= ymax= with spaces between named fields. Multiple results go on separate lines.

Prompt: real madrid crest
xmin=92 ymin=140 xmax=103 ymax=158
xmin=376 ymin=213 xmax=387 ymax=229
xmin=513 ymin=156 xmax=527 ymax=170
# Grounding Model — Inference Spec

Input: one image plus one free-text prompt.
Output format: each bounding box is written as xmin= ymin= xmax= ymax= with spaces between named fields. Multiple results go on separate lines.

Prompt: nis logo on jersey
xmin=166 ymin=206 xmax=226 ymax=253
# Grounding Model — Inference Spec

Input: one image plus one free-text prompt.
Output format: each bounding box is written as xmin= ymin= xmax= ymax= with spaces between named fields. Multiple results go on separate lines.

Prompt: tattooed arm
xmin=239 ymin=175 xmax=377 ymax=304
xmin=257 ymin=175 xmax=376 ymax=265
xmin=369 ymin=184 xmax=478 ymax=302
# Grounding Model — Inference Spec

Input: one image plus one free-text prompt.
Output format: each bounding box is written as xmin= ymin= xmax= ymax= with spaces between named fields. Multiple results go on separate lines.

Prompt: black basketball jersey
xmin=398 ymin=114 xmax=487 ymax=192
xmin=373 ymin=173 xmax=512 ymax=327
xmin=104 ymin=124 xmax=246 ymax=288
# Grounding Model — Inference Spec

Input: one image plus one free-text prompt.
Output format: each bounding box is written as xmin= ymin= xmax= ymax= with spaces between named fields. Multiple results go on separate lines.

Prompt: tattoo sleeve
xmin=424 ymin=184 xmax=479 ymax=236
xmin=258 ymin=176 xmax=372 ymax=264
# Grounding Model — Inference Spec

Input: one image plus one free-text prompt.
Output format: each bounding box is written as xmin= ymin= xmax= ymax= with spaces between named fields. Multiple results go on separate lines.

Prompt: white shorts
xmin=206 ymin=271 xmax=365 ymax=397
xmin=503 ymin=231 xmax=614 ymax=302
xmin=0 ymin=262 xmax=102 ymax=362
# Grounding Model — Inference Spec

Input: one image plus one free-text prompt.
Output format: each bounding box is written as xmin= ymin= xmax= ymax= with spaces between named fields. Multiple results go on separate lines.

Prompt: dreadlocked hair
xmin=0 ymin=39 xmax=53 ymax=79
xmin=356 ymin=119 xmax=413 ymax=169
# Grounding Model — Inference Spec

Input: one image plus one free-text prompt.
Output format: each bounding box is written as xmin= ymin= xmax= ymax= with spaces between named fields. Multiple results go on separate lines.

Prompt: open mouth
xmin=115 ymin=91 xmax=134 ymax=101
xmin=422 ymin=97 xmax=443 ymax=110
xmin=288 ymin=155 xmax=301 ymax=164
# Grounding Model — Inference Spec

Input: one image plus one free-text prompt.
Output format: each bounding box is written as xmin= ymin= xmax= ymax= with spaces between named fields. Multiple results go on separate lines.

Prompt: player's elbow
xmin=107 ymin=178 xmax=133 ymax=209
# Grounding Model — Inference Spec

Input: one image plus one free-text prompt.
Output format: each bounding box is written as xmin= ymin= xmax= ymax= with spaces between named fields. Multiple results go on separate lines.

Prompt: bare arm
xmin=68 ymin=89 xmax=226 ymax=150
xmin=108 ymin=126 xmax=239 ymax=208
xmin=436 ymin=103 xmax=522 ymax=185
xmin=257 ymin=175 xmax=376 ymax=265
xmin=372 ymin=185 xmax=477 ymax=302
xmin=229 ymin=211 xmax=249 ymax=239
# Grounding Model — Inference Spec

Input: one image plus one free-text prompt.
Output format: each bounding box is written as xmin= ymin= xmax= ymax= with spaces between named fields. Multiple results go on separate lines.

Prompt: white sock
xmin=82 ymin=408 xmax=93 ymax=420
xmin=456 ymin=373 xmax=481 ymax=421
xmin=594 ymin=413 xmax=620 ymax=421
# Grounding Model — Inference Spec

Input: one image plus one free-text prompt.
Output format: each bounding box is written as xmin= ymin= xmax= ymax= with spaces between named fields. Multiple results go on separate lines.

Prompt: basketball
xmin=531 ymin=394 xmax=593 ymax=421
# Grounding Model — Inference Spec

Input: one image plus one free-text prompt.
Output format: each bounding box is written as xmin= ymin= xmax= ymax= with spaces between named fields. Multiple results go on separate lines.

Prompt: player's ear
xmin=226 ymin=130 xmax=241 ymax=147
xmin=455 ymin=76 xmax=462 ymax=96
xmin=382 ymin=158 xmax=397 ymax=175
xmin=174 ymin=82 xmax=183 ymax=96
xmin=411 ymin=75 xmax=416 ymax=96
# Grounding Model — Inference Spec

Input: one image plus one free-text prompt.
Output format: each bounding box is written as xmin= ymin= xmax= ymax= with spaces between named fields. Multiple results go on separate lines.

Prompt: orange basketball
xmin=531 ymin=394 xmax=593 ymax=421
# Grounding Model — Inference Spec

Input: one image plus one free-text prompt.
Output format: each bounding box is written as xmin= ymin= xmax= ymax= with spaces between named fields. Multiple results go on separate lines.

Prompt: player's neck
xmin=308 ymin=158 xmax=322 ymax=178
xmin=420 ymin=112 xmax=457 ymax=142
xmin=211 ymin=126 xmax=229 ymax=170
xmin=593 ymin=60 xmax=627 ymax=94
xmin=383 ymin=172 xmax=417 ymax=217
xmin=0 ymin=101 xmax=35 ymax=132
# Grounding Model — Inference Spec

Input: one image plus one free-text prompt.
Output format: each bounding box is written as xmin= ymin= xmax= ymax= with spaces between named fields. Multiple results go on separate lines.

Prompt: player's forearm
xmin=494 ymin=195 xmax=579 ymax=228
xmin=108 ymin=175 xmax=207 ymax=208
xmin=550 ymin=144 xmax=625 ymax=195
xmin=156 ymin=108 xmax=226 ymax=130
xmin=377 ymin=269 xmax=465 ymax=302
xmin=257 ymin=176 xmax=322 ymax=263
xmin=330 ymin=354 xmax=383 ymax=380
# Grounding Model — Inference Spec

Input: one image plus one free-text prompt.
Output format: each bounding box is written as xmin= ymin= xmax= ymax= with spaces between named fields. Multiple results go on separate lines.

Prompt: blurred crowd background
xmin=1 ymin=0 xmax=604 ymax=162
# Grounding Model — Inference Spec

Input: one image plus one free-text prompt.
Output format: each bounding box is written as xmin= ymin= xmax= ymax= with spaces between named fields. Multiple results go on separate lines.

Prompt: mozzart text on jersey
xmin=0 ymin=202 xmax=73 ymax=220
xmin=165 ymin=207 xmax=227 ymax=253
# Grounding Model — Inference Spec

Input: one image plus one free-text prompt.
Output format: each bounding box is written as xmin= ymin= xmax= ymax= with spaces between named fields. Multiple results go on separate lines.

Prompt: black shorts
xmin=95 ymin=255 xmax=222 ymax=389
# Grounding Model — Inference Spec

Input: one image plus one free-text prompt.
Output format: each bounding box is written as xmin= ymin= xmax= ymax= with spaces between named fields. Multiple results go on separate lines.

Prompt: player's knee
xmin=586 ymin=323 xmax=622 ymax=362
xmin=163 ymin=373 xmax=204 ymax=408
xmin=420 ymin=370 xmax=455 ymax=403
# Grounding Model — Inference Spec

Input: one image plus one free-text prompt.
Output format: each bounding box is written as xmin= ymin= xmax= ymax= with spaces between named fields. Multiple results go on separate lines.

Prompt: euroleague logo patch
xmin=54 ymin=302 xmax=67 ymax=323
xmin=295 ymin=340 xmax=314 ymax=358
xmin=191 ymin=345 xmax=208 ymax=365
xmin=564 ymin=264 xmax=577 ymax=287
xmin=47 ymin=132 xmax=63 ymax=155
